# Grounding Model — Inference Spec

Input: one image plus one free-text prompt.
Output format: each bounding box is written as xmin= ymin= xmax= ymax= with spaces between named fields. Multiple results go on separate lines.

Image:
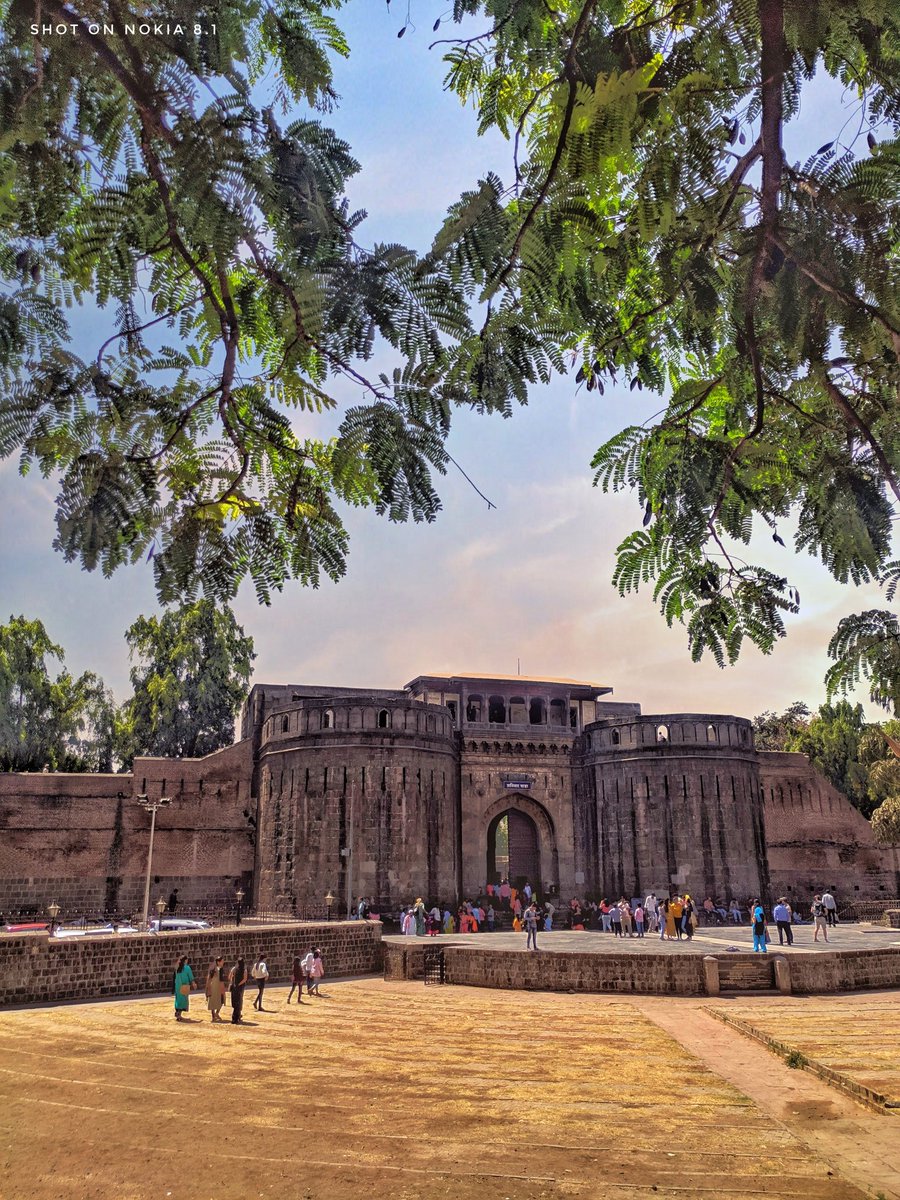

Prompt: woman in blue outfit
xmin=751 ymin=902 xmax=768 ymax=953
xmin=173 ymin=955 xmax=195 ymax=1020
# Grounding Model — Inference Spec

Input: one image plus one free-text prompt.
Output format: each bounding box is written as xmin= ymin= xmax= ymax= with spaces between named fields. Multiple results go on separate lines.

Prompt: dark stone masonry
xmin=1 ymin=669 xmax=898 ymax=920
xmin=0 ymin=921 xmax=382 ymax=1007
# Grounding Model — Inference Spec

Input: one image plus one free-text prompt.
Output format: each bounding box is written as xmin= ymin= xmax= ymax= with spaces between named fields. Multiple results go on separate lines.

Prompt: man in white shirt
xmin=822 ymin=891 xmax=838 ymax=927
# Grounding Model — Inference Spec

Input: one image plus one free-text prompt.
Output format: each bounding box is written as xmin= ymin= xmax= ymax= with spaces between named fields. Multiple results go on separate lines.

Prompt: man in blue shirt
xmin=772 ymin=898 xmax=793 ymax=945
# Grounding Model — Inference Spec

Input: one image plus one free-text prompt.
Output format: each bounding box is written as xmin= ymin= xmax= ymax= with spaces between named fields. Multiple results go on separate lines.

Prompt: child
xmin=512 ymin=914 xmax=523 ymax=933
xmin=309 ymin=948 xmax=325 ymax=994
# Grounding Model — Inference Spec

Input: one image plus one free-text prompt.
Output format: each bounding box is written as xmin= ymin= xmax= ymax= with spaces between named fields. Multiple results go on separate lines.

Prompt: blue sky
xmin=0 ymin=3 xmax=892 ymax=720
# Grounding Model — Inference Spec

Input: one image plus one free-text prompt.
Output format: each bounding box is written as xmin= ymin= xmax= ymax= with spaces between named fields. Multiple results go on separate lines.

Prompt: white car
xmin=53 ymin=923 xmax=139 ymax=938
xmin=149 ymin=917 xmax=211 ymax=932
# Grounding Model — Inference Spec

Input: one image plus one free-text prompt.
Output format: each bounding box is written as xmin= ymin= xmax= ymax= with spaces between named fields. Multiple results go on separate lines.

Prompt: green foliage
xmin=117 ymin=600 xmax=254 ymax=764
xmin=754 ymin=700 xmax=900 ymax=817
xmin=0 ymin=615 xmax=114 ymax=771
xmin=826 ymin=582 xmax=900 ymax=715
xmin=429 ymin=0 xmax=900 ymax=685
xmin=871 ymin=795 xmax=900 ymax=845
xmin=0 ymin=0 xmax=475 ymax=603
xmin=751 ymin=701 xmax=810 ymax=750
xmin=789 ymin=701 xmax=872 ymax=813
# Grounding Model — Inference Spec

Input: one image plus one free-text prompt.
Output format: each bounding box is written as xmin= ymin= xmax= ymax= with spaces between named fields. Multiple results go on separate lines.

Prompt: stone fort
xmin=1 ymin=670 xmax=898 ymax=917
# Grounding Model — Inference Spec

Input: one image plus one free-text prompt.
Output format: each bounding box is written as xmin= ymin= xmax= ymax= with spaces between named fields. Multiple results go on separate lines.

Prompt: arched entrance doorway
xmin=487 ymin=809 xmax=541 ymax=890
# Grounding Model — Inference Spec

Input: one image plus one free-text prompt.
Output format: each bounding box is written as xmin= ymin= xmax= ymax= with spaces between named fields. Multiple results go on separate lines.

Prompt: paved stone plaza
xmin=1 ymin=979 xmax=899 ymax=1200
xmin=385 ymin=922 xmax=900 ymax=955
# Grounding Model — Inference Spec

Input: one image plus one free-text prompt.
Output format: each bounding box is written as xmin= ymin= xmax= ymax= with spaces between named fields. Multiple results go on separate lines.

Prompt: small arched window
xmin=656 ymin=724 xmax=669 ymax=743
xmin=612 ymin=729 xmax=620 ymax=745
xmin=281 ymin=715 xmax=290 ymax=733
xmin=706 ymin=723 xmax=718 ymax=742
xmin=323 ymin=709 xmax=334 ymax=729
xmin=377 ymin=709 xmax=390 ymax=729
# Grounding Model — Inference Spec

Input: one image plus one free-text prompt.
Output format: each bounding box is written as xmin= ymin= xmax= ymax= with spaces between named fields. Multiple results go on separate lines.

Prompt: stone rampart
xmin=0 ymin=920 xmax=381 ymax=1007
xmin=0 ymin=742 xmax=255 ymax=916
xmin=760 ymin=752 xmax=900 ymax=899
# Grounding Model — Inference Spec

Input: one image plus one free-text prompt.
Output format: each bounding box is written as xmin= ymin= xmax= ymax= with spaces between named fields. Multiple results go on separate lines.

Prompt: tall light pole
xmin=136 ymin=794 xmax=171 ymax=931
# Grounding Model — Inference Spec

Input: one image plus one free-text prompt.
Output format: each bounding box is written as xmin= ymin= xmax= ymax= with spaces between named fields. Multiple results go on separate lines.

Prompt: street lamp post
xmin=135 ymin=794 xmax=171 ymax=931
xmin=235 ymin=887 xmax=244 ymax=926
xmin=155 ymin=896 xmax=167 ymax=931
xmin=47 ymin=900 xmax=60 ymax=937
xmin=325 ymin=890 xmax=334 ymax=921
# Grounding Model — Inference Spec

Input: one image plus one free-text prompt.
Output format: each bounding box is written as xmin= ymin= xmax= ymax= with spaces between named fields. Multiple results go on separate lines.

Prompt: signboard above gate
xmin=502 ymin=774 xmax=533 ymax=790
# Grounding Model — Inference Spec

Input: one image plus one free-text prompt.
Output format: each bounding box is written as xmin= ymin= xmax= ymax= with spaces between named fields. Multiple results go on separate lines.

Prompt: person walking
xmin=173 ymin=955 xmax=195 ymax=1021
xmin=634 ymin=904 xmax=645 ymax=938
xmin=773 ymin=898 xmax=793 ymax=946
xmin=251 ymin=954 xmax=269 ymax=1011
xmin=822 ymin=891 xmax=838 ymax=927
xmin=751 ymin=901 xmax=768 ymax=953
xmin=600 ymin=899 xmax=612 ymax=933
xmin=620 ymin=899 xmax=633 ymax=938
xmin=487 ymin=904 xmax=495 ymax=932
xmin=205 ymin=956 xmax=226 ymax=1021
xmin=658 ymin=898 xmax=669 ymax=940
xmin=167 ymin=888 xmax=179 ymax=915
xmin=610 ymin=903 xmax=623 ymax=937
xmin=414 ymin=899 xmax=426 ymax=937
xmin=682 ymin=896 xmax=695 ymax=941
xmin=300 ymin=946 xmax=315 ymax=994
xmin=287 ymin=956 xmax=305 ymax=1003
xmin=524 ymin=902 xmax=539 ymax=951
xmin=229 ymin=957 xmax=248 ymax=1023
xmin=309 ymin=948 xmax=325 ymax=995
xmin=670 ymin=896 xmax=684 ymax=940
xmin=812 ymin=896 xmax=829 ymax=942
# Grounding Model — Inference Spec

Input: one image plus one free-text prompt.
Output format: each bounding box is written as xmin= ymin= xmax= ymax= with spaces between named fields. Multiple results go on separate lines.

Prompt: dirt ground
xmin=1 ymin=979 xmax=897 ymax=1200
xmin=707 ymin=996 xmax=900 ymax=1105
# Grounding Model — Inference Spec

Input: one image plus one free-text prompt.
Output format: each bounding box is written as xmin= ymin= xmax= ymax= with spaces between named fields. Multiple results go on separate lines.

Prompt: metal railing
xmin=837 ymin=899 xmax=900 ymax=924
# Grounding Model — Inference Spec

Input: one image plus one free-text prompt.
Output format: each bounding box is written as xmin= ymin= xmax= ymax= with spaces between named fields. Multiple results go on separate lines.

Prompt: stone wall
xmin=459 ymin=738 xmax=575 ymax=898
xmin=383 ymin=942 xmax=706 ymax=994
xmin=760 ymin=753 xmax=900 ymax=900
xmin=255 ymin=696 xmax=460 ymax=914
xmin=0 ymin=741 xmax=255 ymax=917
xmin=787 ymin=947 xmax=900 ymax=994
xmin=0 ymin=920 xmax=382 ymax=1007
xmin=575 ymin=713 xmax=766 ymax=903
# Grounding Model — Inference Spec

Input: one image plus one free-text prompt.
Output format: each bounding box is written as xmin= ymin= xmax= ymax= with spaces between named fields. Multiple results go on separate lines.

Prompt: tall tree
xmin=118 ymin=601 xmax=254 ymax=763
xmin=788 ymin=701 xmax=871 ymax=814
xmin=420 ymin=0 xmax=900 ymax=696
xmin=0 ymin=0 xmax=471 ymax=604
xmin=751 ymin=700 xmax=809 ymax=750
xmin=0 ymin=615 xmax=112 ymax=770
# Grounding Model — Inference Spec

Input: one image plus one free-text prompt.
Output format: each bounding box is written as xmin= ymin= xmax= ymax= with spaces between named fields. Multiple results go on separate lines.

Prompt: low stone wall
xmin=384 ymin=943 xmax=706 ymax=994
xmin=787 ymin=947 xmax=900 ymax=994
xmin=384 ymin=943 xmax=900 ymax=996
xmin=0 ymin=920 xmax=382 ymax=1007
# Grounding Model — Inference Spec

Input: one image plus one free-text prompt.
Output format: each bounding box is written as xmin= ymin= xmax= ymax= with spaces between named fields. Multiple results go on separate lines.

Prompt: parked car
xmin=149 ymin=917 xmax=212 ymax=932
xmin=4 ymin=922 xmax=49 ymax=933
xmin=53 ymin=922 xmax=140 ymax=938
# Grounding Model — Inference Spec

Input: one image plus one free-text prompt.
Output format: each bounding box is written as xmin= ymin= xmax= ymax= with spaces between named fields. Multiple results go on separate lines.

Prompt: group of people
xmin=172 ymin=947 xmax=325 ymax=1022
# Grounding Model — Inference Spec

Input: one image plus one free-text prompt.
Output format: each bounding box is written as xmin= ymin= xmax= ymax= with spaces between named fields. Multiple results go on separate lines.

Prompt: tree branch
xmin=821 ymin=373 xmax=900 ymax=505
